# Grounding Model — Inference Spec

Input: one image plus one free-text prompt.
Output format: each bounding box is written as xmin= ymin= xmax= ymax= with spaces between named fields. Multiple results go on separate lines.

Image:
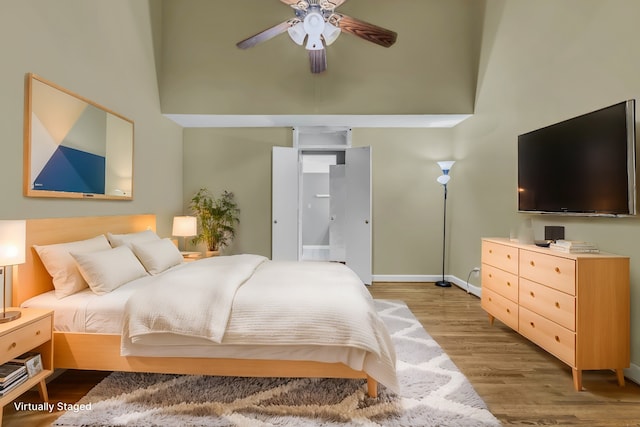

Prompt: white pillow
xmin=33 ymin=235 xmax=112 ymax=299
xmin=131 ymin=238 xmax=184 ymax=275
xmin=107 ymin=230 xmax=160 ymax=248
xmin=71 ymin=246 xmax=148 ymax=295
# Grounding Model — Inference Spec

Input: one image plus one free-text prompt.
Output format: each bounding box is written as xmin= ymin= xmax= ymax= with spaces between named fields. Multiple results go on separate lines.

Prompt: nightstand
xmin=181 ymin=251 xmax=203 ymax=262
xmin=0 ymin=308 xmax=53 ymax=424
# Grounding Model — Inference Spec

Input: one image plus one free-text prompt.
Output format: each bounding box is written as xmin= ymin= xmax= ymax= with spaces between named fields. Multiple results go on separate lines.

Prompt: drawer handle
xmin=488 ymin=297 xmax=492 ymax=302
xmin=506 ymin=308 xmax=511 ymax=314
xmin=530 ymin=261 xmax=535 ymax=267
xmin=9 ymin=342 xmax=17 ymax=350
xmin=530 ymin=291 xmax=535 ymax=298
xmin=36 ymin=330 xmax=41 ymax=336
xmin=555 ymin=267 xmax=560 ymax=274
xmin=507 ymin=254 xmax=511 ymax=260
xmin=489 ymin=273 xmax=493 ymax=278
xmin=506 ymin=281 xmax=511 ymax=287
xmin=555 ymin=302 xmax=560 ymax=308
xmin=530 ymin=322 xmax=535 ymax=328
xmin=555 ymin=336 xmax=560 ymax=342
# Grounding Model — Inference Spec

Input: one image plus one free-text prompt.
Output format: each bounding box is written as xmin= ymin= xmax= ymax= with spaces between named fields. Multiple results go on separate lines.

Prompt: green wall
xmin=159 ymin=0 xmax=483 ymax=115
xmin=0 ymin=0 xmax=183 ymax=237
xmin=452 ymin=0 xmax=640 ymax=374
xmin=182 ymin=128 xmax=291 ymax=256
xmin=179 ymin=0 xmax=640 ymax=377
xmin=182 ymin=127 xmax=453 ymax=275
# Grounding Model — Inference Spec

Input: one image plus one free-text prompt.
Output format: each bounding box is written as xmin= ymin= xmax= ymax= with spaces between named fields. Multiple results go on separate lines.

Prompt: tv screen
xmin=518 ymin=100 xmax=637 ymax=216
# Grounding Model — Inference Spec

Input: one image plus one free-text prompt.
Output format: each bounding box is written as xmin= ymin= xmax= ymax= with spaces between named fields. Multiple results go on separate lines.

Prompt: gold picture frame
xmin=23 ymin=73 xmax=134 ymax=200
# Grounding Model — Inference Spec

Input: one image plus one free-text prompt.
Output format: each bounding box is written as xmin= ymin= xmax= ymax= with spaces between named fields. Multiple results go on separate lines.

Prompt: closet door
xmin=345 ymin=146 xmax=372 ymax=284
xmin=329 ymin=164 xmax=346 ymax=262
xmin=272 ymin=147 xmax=299 ymax=260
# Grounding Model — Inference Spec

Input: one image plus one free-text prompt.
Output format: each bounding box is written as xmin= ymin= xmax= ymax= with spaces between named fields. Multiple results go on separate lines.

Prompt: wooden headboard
xmin=13 ymin=214 xmax=156 ymax=306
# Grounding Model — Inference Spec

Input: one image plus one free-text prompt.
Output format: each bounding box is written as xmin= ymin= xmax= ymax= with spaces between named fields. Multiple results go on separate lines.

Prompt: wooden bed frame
xmin=13 ymin=215 xmax=378 ymax=397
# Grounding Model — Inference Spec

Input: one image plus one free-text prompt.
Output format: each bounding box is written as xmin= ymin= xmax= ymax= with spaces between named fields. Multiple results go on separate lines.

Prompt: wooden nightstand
xmin=181 ymin=251 xmax=203 ymax=262
xmin=0 ymin=308 xmax=53 ymax=424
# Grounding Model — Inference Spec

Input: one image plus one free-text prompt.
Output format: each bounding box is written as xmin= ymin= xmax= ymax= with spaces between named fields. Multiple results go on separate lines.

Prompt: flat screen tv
xmin=518 ymin=100 xmax=637 ymax=216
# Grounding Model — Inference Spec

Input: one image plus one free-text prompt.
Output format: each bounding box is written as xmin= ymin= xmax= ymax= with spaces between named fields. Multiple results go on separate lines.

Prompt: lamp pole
xmin=435 ymin=161 xmax=455 ymax=288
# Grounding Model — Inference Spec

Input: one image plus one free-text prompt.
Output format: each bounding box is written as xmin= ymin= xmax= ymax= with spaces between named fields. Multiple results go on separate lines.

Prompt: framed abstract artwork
xmin=23 ymin=73 xmax=134 ymax=200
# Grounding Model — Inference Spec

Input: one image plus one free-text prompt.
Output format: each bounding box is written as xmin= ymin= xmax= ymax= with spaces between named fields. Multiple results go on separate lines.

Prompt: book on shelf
xmin=0 ymin=363 xmax=27 ymax=384
xmin=0 ymin=370 xmax=28 ymax=390
xmin=10 ymin=352 xmax=43 ymax=377
xmin=0 ymin=373 xmax=28 ymax=396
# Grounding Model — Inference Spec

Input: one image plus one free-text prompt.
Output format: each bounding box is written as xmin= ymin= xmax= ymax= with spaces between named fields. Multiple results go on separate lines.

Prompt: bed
xmin=14 ymin=215 xmax=397 ymax=397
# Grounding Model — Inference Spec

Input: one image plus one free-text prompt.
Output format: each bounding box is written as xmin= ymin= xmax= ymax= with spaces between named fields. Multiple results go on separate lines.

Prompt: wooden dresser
xmin=0 ymin=308 xmax=54 ymax=424
xmin=481 ymin=238 xmax=630 ymax=391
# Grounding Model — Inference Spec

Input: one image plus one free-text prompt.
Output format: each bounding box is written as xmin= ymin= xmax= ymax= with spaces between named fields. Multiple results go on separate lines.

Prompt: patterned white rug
xmin=54 ymin=300 xmax=501 ymax=426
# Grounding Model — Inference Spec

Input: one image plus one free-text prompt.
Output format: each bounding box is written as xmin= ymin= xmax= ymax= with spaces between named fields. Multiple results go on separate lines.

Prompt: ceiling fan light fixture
xmin=287 ymin=22 xmax=306 ymax=45
xmin=305 ymin=35 xmax=323 ymax=50
xmin=322 ymin=21 xmax=341 ymax=45
xmin=303 ymin=11 xmax=324 ymax=50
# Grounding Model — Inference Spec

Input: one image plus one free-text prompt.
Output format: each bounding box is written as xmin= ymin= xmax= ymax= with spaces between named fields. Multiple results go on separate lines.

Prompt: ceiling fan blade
xmin=308 ymin=48 xmax=327 ymax=73
xmin=329 ymin=13 xmax=397 ymax=48
xmin=236 ymin=19 xmax=298 ymax=49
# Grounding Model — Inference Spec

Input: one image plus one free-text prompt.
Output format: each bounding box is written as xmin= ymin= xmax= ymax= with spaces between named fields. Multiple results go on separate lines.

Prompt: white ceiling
xmin=164 ymin=114 xmax=472 ymax=128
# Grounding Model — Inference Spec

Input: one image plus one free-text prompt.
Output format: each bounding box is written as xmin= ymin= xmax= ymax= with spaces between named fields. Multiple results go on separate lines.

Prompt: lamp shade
xmin=0 ymin=220 xmax=26 ymax=266
xmin=287 ymin=22 xmax=306 ymax=45
xmin=437 ymin=160 xmax=456 ymax=173
xmin=172 ymin=216 xmax=197 ymax=237
xmin=322 ymin=21 xmax=341 ymax=45
xmin=436 ymin=175 xmax=451 ymax=185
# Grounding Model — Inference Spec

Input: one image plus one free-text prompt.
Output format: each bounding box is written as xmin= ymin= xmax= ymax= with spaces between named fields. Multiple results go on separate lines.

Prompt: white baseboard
xmin=624 ymin=363 xmax=640 ymax=386
xmin=372 ymin=274 xmax=441 ymax=283
xmin=372 ymin=273 xmax=640 ymax=385
xmin=372 ymin=274 xmax=482 ymax=298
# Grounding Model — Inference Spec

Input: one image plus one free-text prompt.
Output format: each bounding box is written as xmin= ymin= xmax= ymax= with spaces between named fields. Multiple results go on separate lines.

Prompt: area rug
xmin=54 ymin=299 xmax=500 ymax=426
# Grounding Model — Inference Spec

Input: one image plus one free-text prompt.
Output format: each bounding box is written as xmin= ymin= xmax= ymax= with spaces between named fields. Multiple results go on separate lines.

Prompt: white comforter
xmin=122 ymin=255 xmax=399 ymax=392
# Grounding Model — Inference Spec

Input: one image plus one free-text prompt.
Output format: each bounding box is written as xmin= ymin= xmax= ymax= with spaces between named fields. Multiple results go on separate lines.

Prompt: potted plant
xmin=189 ymin=188 xmax=240 ymax=256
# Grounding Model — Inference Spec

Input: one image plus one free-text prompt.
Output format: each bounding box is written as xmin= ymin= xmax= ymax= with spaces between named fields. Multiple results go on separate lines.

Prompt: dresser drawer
xmin=519 ymin=250 xmax=576 ymax=295
xmin=482 ymin=241 xmax=518 ymax=274
xmin=519 ymin=278 xmax=575 ymax=331
xmin=0 ymin=316 xmax=52 ymax=362
xmin=482 ymin=287 xmax=519 ymax=330
xmin=519 ymin=307 xmax=575 ymax=366
xmin=482 ymin=263 xmax=518 ymax=302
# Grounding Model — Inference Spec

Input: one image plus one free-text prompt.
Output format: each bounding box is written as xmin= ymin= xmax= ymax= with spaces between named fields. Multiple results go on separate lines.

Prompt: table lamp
xmin=172 ymin=216 xmax=197 ymax=252
xmin=0 ymin=220 xmax=26 ymax=323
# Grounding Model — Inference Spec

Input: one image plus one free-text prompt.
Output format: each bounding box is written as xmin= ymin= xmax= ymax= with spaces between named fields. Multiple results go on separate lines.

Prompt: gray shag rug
xmin=54 ymin=300 xmax=500 ymax=426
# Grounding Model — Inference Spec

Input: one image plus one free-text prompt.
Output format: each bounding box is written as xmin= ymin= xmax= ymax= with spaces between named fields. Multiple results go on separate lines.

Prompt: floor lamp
xmin=0 ymin=220 xmax=26 ymax=323
xmin=435 ymin=161 xmax=455 ymax=288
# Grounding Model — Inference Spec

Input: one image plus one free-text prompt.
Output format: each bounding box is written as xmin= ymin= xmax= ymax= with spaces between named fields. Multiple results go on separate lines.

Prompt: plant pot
xmin=205 ymin=250 xmax=220 ymax=258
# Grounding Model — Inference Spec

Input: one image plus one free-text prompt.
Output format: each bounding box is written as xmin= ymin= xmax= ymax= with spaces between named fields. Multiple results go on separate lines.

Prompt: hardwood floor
xmin=3 ymin=283 xmax=639 ymax=426
xmin=369 ymin=283 xmax=640 ymax=427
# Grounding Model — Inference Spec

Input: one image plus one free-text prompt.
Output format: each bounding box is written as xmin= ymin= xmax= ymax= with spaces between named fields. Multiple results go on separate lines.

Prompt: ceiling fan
xmin=236 ymin=0 xmax=398 ymax=74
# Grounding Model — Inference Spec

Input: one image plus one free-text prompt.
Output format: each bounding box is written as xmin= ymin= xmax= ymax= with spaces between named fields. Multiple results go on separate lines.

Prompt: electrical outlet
xmin=471 ymin=267 xmax=480 ymax=276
